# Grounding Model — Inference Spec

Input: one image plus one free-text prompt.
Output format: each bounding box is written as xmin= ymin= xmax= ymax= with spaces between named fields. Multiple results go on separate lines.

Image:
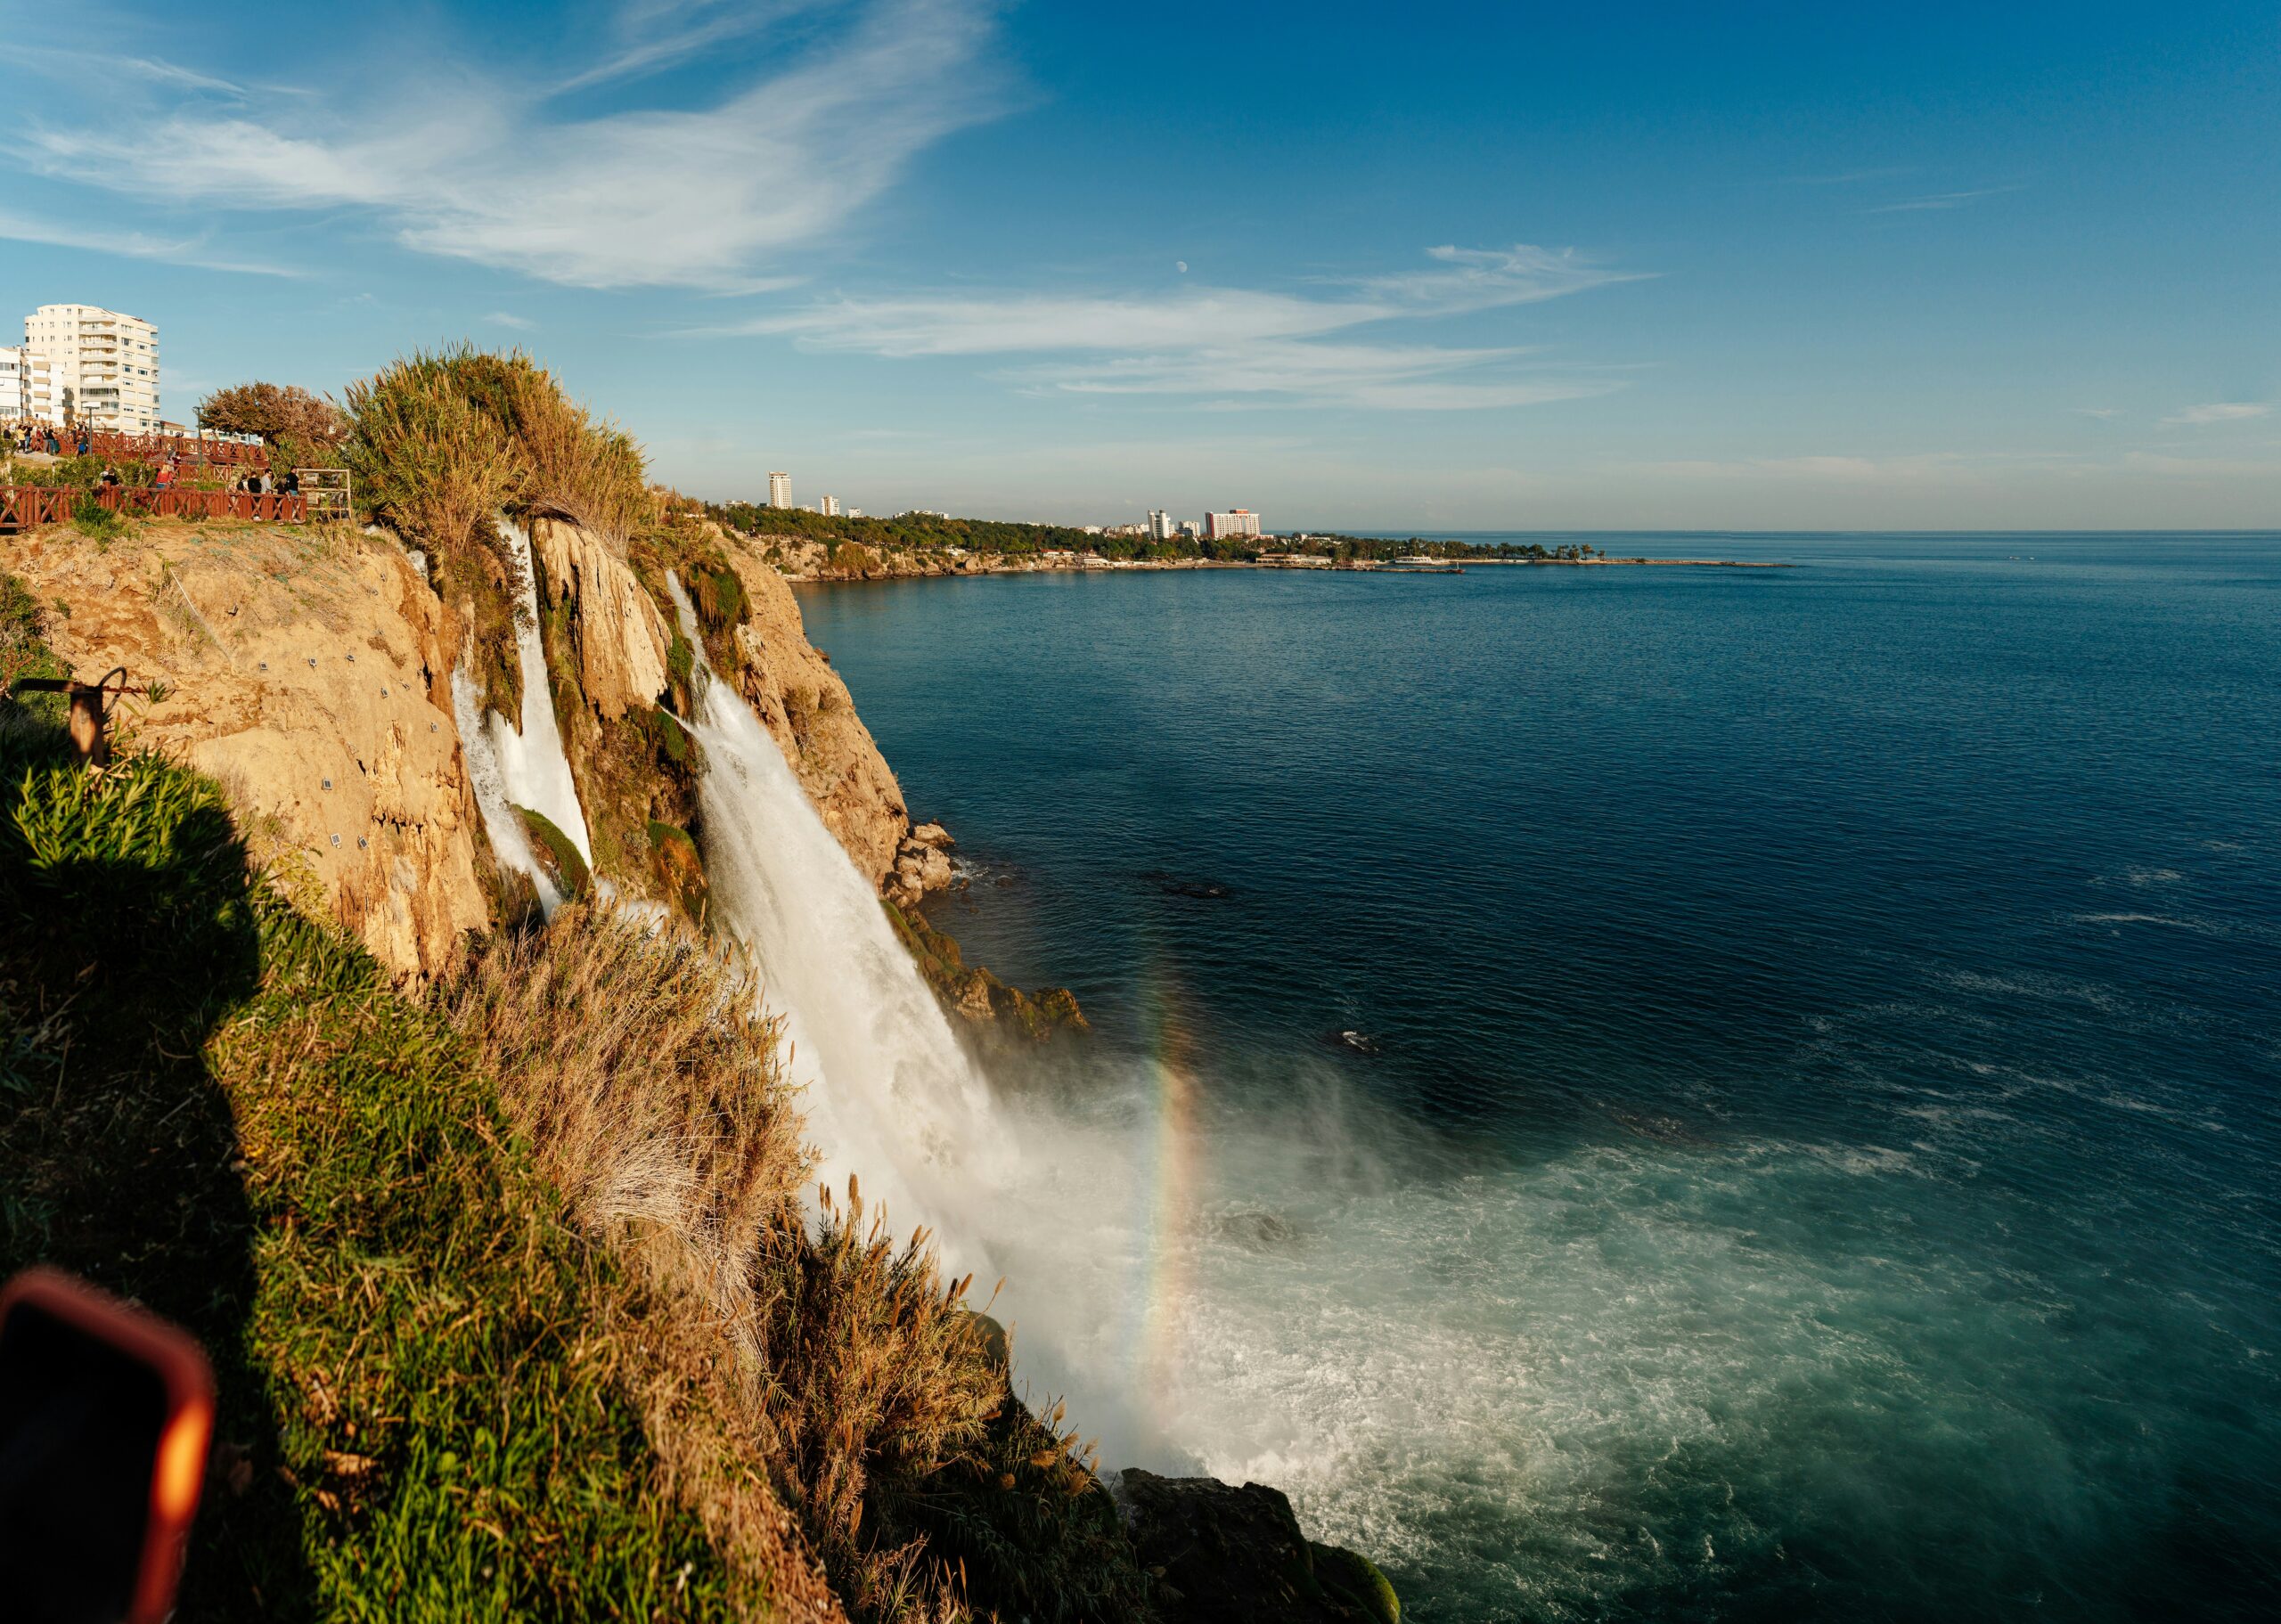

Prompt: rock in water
xmin=1116 ymin=1469 xmax=1398 ymax=1623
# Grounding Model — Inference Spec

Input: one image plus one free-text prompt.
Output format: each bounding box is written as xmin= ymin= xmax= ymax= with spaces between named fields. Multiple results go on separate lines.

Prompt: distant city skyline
xmin=1 ymin=2 xmax=2275 ymax=528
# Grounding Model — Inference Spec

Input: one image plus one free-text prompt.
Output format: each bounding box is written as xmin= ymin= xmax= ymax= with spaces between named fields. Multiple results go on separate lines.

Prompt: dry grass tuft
xmin=451 ymin=905 xmax=1020 ymax=1621
xmin=755 ymin=1178 xmax=1004 ymax=1612
xmin=448 ymin=902 xmax=809 ymax=1326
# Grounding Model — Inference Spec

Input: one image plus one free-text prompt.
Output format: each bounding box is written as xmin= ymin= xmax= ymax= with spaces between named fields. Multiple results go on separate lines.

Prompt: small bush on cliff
xmin=345 ymin=347 xmax=652 ymax=551
xmin=344 ymin=358 xmax=527 ymax=560
xmin=0 ymin=570 xmax=67 ymax=727
xmin=197 ymin=381 xmax=348 ymax=446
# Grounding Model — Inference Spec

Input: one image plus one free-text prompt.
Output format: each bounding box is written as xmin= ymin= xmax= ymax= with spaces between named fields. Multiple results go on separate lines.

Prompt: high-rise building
xmin=768 ymin=471 xmax=791 ymax=507
xmin=0 ymin=346 xmax=57 ymax=423
xmin=1147 ymin=509 xmax=1176 ymax=540
xmin=22 ymin=305 xmax=160 ymax=432
xmin=821 ymin=494 xmax=841 ymax=517
xmin=1204 ymin=509 xmax=1262 ymax=540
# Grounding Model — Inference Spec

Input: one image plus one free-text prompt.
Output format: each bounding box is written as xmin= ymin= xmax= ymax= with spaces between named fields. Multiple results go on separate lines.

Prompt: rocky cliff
xmin=7 ymin=524 xmax=487 ymax=982
xmin=5 ymin=516 xmax=974 ymax=982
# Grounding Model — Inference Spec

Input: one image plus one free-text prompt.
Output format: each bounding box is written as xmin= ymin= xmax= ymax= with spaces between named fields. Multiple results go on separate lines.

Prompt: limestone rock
xmin=910 ymin=820 xmax=953 ymax=848
xmin=11 ymin=526 xmax=488 ymax=983
xmin=528 ymin=517 xmax=670 ymax=719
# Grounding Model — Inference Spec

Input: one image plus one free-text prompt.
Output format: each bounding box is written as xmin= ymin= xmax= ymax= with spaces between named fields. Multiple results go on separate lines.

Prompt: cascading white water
xmin=666 ymin=576 xmax=1015 ymax=1283
xmin=453 ymin=518 xmax=594 ymax=915
xmin=667 ymin=575 xmax=1380 ymax=1474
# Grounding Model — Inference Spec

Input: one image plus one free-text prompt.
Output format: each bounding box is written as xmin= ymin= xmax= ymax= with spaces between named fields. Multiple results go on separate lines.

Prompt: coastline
xmin=743 ymin=531 xmax=1789 ymax=583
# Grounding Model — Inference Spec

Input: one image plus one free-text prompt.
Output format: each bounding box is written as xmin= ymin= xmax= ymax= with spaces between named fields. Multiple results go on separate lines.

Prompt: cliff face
xmin=8 ymin=525 xmax=488 ymax=982
xmin=11 ymin=514 xmax=1014 ymax=1009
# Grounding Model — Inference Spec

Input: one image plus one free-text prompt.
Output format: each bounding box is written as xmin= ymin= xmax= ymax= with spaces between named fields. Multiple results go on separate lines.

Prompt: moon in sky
xmin=1175 ymin=260 xmax=1188 ymax=273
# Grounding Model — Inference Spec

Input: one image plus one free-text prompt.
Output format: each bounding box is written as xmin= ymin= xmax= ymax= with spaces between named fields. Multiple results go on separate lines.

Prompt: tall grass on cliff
xmin=343 ymin=357 xmax=528 ymax=559
xmin=0 ymin=735 xmax=749 ymax=1618
xmin=454 ymin=910 xmax=1149 ymax=1623
xmin=346 ymin=346 xmax=654 ymax=551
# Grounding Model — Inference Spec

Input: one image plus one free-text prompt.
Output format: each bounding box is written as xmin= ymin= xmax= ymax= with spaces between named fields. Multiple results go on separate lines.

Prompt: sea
xmin=790 ymin=534 xmax=2281 ymax=1622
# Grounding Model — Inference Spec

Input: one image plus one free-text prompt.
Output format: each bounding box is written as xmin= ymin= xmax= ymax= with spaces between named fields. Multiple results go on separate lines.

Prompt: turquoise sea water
xmin=794 ymin=535 xmax=2281 ymax=1621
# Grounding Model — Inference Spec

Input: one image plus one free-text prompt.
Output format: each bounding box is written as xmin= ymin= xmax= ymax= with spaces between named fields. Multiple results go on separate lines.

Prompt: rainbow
xmin=1131 ymin=968 xmax=1204 ymax=1415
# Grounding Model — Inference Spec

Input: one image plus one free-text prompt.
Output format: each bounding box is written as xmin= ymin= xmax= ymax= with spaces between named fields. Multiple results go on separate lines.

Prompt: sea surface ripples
xmin=799 ymin=535 xmax=2281 ymax=1620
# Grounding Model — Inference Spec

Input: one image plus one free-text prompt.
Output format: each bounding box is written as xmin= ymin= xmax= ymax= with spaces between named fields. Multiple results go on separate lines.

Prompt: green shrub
xmin=69 ymin=494 xmax=127 ymax=543
xmin=692 ymin=566 xmax=747 ymax=636
xmin=343 ymin=358 xmax=527 ymax=560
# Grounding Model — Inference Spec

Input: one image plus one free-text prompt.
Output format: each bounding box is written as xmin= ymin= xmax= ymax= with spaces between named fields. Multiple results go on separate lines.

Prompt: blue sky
xmin=3 ymin=0 xmax=2276 ymax=529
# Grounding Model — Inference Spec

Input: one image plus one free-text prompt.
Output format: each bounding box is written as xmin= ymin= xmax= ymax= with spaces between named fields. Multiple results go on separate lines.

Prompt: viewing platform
xmin=1 ymin=484 xmax=308 ymax=532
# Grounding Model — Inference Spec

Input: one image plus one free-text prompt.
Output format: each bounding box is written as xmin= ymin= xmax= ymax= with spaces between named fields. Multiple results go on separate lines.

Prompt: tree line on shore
xmin=711 ymin=499 xmax=1599 ymax=563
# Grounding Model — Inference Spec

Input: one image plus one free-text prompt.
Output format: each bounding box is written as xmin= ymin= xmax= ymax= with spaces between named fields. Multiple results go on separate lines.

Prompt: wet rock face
xmin=1116 ymin=1469 xmax=1398 ymax=1624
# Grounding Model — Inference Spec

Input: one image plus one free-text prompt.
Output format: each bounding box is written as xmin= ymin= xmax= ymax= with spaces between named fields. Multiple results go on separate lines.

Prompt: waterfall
xmin=666 ymin=576 xmax=1014 ymax=1281
xmin=665 ymin=575 xmax=1209 ymax=1470
xmin=454 ymin=518 xmax=594 ymax=915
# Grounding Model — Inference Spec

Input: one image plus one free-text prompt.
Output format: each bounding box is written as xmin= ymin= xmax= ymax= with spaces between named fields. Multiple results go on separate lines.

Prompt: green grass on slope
xmin=0 ymin=727 xmax=740 ymax=1620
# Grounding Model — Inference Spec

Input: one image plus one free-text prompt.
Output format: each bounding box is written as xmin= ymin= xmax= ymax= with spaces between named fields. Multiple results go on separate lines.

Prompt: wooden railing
xmin=0 ymin=486 xmax=75 ymax=531
xmin=1 ymin=485 xmax=308 ymax=530
xmin=5 ymin=427 xmax=273 ymax=468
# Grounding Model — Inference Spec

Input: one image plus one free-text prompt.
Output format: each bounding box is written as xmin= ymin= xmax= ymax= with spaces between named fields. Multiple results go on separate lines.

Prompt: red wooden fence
xmin=0 ymin=486 xmax=76 ymax=530
xmin=6 ymin=428 xmax=272 ymax=468
xmin=1 ymin=485 xmax=308 ymax=530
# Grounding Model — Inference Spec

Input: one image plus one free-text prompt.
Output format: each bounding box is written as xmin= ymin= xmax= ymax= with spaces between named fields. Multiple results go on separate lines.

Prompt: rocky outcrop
xmin=10 ymin=526 xmax=488 ymax=982
xmin=1117 ymin=1470 xmax=1400 ymax=1624
xmin=529 ymin=517 xmax=670 ymax=720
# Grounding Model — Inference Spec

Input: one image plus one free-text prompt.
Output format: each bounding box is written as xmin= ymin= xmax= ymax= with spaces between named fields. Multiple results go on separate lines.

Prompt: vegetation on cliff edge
xmin=0 ymin=694 xmax=1151 ymax=1620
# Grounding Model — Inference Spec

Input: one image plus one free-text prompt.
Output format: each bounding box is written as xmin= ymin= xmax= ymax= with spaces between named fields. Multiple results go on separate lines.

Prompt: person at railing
xmin=74 ymin=430 xmax=91 ymax=457
xmin=154 ymin=457 xmax=177 ymax=492
xmin=99 ymin=465 xmax=122 ymax=489
xmin=43 ymin=428 xmax=60 ymax=455
xmin=279 ymin=468 xmax=300 ymax=497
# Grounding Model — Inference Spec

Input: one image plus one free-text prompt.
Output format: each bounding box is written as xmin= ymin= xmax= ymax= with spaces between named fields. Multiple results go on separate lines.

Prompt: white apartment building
xmin=767 ymin=470 xmax=791 ymax=507
xmin=821 ymin=494 xmax=841 ymax=517
xmin=0 ymin=346 xmax=58 ymax=423
xmin=22 ymin=305 xmax=160 ymax=431
xmin=1204 ymin=509 xmax=1262 ymax=540
xmin=1148 ymin=509 xmax=1176 ymax=540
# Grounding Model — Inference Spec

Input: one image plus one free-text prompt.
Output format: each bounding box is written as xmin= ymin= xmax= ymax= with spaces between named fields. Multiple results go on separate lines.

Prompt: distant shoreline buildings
xmin=745 ymin=470 xmax=1263 ymax=545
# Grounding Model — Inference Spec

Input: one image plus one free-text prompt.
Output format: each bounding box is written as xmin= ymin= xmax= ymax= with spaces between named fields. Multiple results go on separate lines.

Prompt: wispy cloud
xmin=484 ymin=311 xmax=536 ymax=331
xmin=0 ymin=205 xmax=301 ymax=276
xmin=0 ymin=42 xmax=249 ymax=97
xmin=2071 ymin=406 xmax=2123 ymax=419
xmin=1785 ymin=165 xmax=1917 ymax=186
xmin=553 ymin=0 xmax=825 ymax=94
xmin=17 ymin=0 xmax=1002 ymax=290
xmin=715 ymin=245 xmax=1645 ymax=410
xmin=1867 ymin=184 xmax=2024 ymax=214
xmin=2162 ymin=402 xmax=2270 ymax=426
